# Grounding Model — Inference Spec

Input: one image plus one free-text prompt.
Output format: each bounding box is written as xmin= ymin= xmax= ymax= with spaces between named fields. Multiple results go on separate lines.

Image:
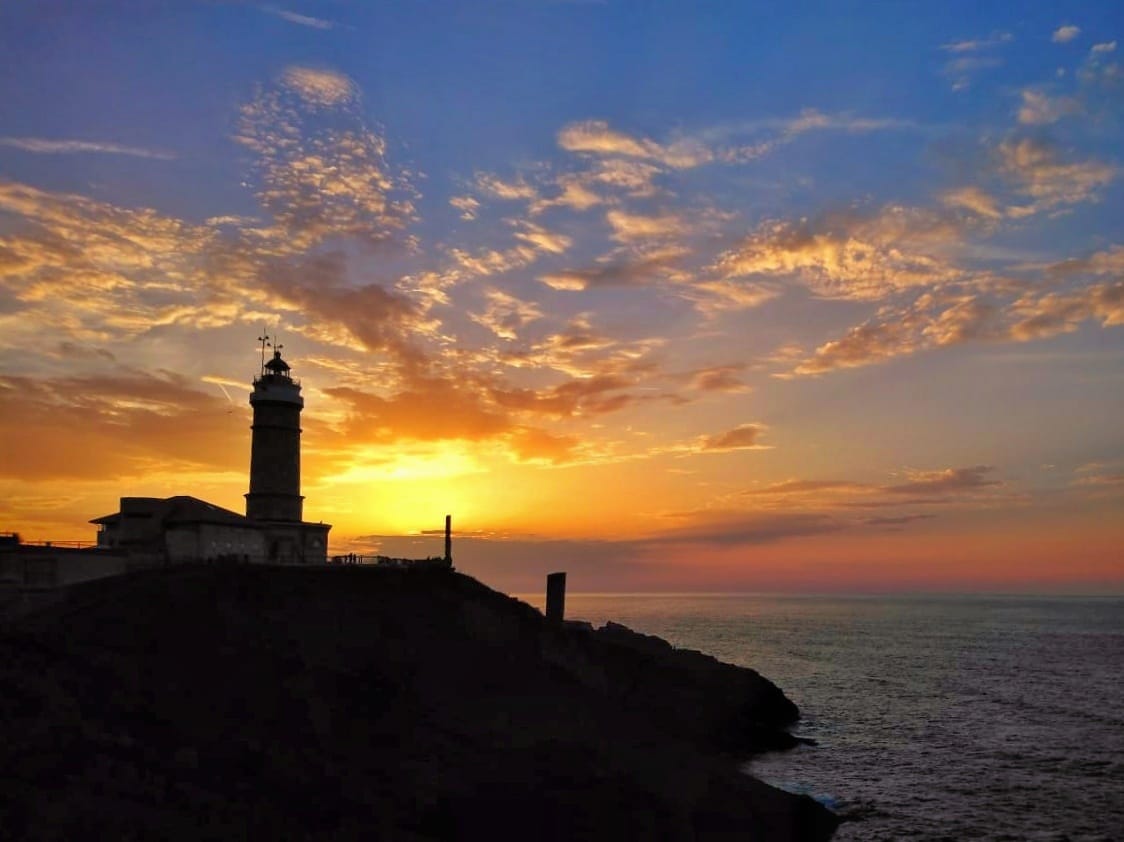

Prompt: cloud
xmin=941 ymin=186 xmax=1003 ymax=219
xmin=997 ymin=138 xmax=1115 ymax=214
xmin=699 ymin=424 xmax=764 ymax=451
xmin=530 ymin=174 xmax=603 ymax=213
xmin=647 ymin=512 xmax=842 ymax=547
xmin=474 ymin=173 xmax=539 ymax=201
xmin=938 ymin=35 xmax=1011 ymax=89
xmin=511 ymin=220 xmax=571 ymax=254
xmin=787 ymin=254 xmax=1124 ymax=377
xmin=540 ymin=250 xmax=684 ymax=291
xmin=698 ymin=285 xmax=782 ymax=320
xmin=0 ymin=370 xmax=247 ymax=481
xmin=944 ymin=56 xmax=1002 ymax=90
xmin=779 ymin=109 xmax=914 ymax=135
xmin=921 ymin=296 xmax=1002 ymax=346
xmin=260 ymin=5 xmax=335 ymax=29
xmin=494 ymin=317 xmax=664 ymax=384
xmin=490 ymin=374 xmax=639 ymax=418
xmin=449 ymin=245 xmax=538 ymax=278
xmin=685 ymin=364 xmax=748 ymax=393
xmin=744 ymin=479 xmax=866 ymax=496
xmin=1052 ymin=25 xmax=1080 ymax=44
xmin=587 ymin=158 xmax=664 ymax=196
xmin=1008 ymin=281 xmax=1124 ymax=340
xmin=554 ymin=111 xmax=912 ymax=178
xmin=864 ymin=514 xmax=936 ymax=527
xmin=884 ymin=465 xmax=999 ymax=495
xmin=279 ymin=66 xmax=356 ymax=106
xmin=1042 ymin=244 xmax=1124 ymax=279
xmin=943 ymin=141 xmax=1112 ymax=220
xmin=940 ymin=32 xmax=1013 ymax=53
xmin=605 ymin=209 xmax=683 ymax=243
xmin=1078 ymin=40 xmax=1121 ymax=85
xmin=258 ymin=252 xmax=426 ymax=361
xmin=1017 ymin=89 xmax=1081 ymax=125
xmin=0 ymin=137 xmax=174 ymax=159
xmin=1073 ymin=472 xmax=1124 ymax=487
xmin=469 ymin=288 xmax=543 ymax=340
xmin=326 ymin=378 xmax=512 ymax=444
xmin=793 ymin=317 xmax=920 ymax=375
xmin=0 ymin=179 xmax=243 ymax=344
xmin=557 ymin=120 xmax=714 ymax=169
xmin=716 ymin=206 xmax=964 ymax=301
xmin=736 ymin=466 xmax=1008 ymax=513
xmin=449 ymin=195 xmax=480 ymax=220
xmin=445 ymin=220 xmax=570 ymax=280
xmin=506 ymin=427 xmax=581 ymax=464
xmin=235 ymin=67 xmax=413 ymax=248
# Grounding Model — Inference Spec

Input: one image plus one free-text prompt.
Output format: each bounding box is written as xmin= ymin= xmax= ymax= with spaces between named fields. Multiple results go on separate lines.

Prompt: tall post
xmin=546 ymin=571 xmax=566 ymax=624
xmin=444 ymin=514 xmax=452 ymax=565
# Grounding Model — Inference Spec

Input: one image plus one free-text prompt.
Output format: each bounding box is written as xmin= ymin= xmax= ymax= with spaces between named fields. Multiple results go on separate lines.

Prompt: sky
xmin=0 ymin=1 xmax=1122 ymax=593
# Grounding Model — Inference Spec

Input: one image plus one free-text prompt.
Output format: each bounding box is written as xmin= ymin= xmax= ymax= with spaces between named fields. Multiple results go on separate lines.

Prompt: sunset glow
xmin=1 ymin=3 xmax=1121 ymax=591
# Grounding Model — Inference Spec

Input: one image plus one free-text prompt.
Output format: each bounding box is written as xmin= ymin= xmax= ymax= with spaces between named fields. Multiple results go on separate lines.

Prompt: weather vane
xmin=257 ymin=331 xmax=270 ymax=376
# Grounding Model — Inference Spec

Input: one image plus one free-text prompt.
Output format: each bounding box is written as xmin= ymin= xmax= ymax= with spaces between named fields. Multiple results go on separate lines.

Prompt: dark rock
xmin=0 ymin=565 xmax=838 ymax=840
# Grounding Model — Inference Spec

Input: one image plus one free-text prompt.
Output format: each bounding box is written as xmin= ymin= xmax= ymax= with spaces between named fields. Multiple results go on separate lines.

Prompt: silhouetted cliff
xmin=0 ymin=565 xmax=837 ymax=840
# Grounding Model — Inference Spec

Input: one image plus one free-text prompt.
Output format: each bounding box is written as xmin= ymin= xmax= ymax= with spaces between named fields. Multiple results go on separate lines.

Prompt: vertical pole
xmin=444 ymin=514 xmax=452 ymax=565
xmin=546 ymin=572 xmax=566 ymax=624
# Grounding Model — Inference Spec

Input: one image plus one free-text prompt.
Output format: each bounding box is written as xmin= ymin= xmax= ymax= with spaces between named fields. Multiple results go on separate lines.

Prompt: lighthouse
xmin=246 ymin=343 xmax=304 ymax=521
xmin=244 ymin=336 xmax=330 ymax=563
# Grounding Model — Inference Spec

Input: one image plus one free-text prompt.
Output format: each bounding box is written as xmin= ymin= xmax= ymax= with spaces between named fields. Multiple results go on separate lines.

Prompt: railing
xmin=329 ymin=554 xmax=451 ymax=569
xmin=10 ymin=539 xmax=98 ymax=550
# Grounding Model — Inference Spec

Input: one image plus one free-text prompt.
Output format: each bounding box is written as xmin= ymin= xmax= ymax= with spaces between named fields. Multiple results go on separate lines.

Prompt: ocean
xmin=517 ymin=592 xmax=1124 ymax=841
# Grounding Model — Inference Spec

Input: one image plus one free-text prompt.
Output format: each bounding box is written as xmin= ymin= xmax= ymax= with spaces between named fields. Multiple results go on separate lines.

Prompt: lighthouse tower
xmin=246 ymin=341 xmax=304 ymax=522
xmin=243 ymin=337 xmax=331 ymax=564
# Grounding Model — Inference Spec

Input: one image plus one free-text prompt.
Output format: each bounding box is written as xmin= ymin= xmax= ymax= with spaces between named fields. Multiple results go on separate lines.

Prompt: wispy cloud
xmin=259 ymin=5 xmax=334 ymax=30
xmin=793 ymin=316 xmax=922 ymax=375
xmin=885 ymin=465 xmax=999 ymax=495
xmin=558 ymin=120 xmax=714 ymax=169
xmin=997 ymin=138 xmax=1116 ymax=215
xmin=0 ymin=137 xmax=174 ymax=160
xmin=941 ymin=32 xmax=1013 ymax=53
xmin=234 ymin=65 xmax=414 ymax=250
xmin=699 ymin=423 xmax=765 ymax=452
xmin=1008 ymin=281 xmax=1124 ymax=340
xmin=940 ymin=32 xmax=1011 ymax=90
xmin=1017 ymin=89 xmax=1081 ymax=125
xmin=715 ymin=206 xmax=964 ymax=301
xmin=1052 ymin=25 xmax=1081 ymax=44
xmin=468 ymin=288 xmax=543 ymax=340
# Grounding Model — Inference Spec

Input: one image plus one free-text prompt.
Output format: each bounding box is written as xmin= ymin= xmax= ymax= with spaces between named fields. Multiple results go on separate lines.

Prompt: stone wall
xmin=165 ymin=524 xmax=266 ymax=564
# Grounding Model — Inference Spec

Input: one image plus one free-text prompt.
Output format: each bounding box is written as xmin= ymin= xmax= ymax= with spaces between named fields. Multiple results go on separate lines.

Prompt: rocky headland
xmin=0 ymin=565 xmax=837 ymax=840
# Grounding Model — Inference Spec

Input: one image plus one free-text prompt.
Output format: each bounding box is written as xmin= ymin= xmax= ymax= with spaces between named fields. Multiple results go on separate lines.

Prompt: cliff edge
xmin=0 ymin=565 xmax=837 ymax=840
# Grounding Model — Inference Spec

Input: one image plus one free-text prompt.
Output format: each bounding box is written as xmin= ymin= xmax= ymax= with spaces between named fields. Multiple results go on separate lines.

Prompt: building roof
xmin=90 ymin=496 xmax=254 ymax=529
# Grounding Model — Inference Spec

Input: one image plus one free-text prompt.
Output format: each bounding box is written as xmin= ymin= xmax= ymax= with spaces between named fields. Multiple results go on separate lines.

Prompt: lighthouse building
xmin=32 ymin=343 xmax=333 ymax=578
xmin=242 ymin=347 xmax=330 ymax=562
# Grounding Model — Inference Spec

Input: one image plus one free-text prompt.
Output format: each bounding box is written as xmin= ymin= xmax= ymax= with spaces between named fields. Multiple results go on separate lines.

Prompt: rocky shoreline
xmin=0 ymin=565 xmax=838 ymax=840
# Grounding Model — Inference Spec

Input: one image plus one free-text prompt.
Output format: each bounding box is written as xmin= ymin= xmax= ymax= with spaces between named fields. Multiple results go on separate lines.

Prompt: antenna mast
xmin=257 ymin=331 xmax=270 ymax=377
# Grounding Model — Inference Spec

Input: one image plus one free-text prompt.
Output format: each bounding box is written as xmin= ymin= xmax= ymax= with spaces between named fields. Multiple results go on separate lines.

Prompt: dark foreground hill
xmin=0 ymin=565 xmax=837 ymax=841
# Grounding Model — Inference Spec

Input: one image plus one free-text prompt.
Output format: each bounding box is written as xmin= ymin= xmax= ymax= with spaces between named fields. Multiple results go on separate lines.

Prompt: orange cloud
xmin=716 ymin=206 xmax=965 ymax=300
xmin=699 ymin=424 xmax=765 ymax=451
xmin=0 ymin=371 xmax=246 ymax=481
xmin=997 ymin=138 xmax=1116 ymax=215
xmin=1017 ymin=90 xmax=1081 ymax=125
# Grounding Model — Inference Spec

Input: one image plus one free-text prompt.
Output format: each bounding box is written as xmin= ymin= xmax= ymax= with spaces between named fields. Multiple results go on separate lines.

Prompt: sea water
xmin=517 ymin=593 xmax=1124 ymax=841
